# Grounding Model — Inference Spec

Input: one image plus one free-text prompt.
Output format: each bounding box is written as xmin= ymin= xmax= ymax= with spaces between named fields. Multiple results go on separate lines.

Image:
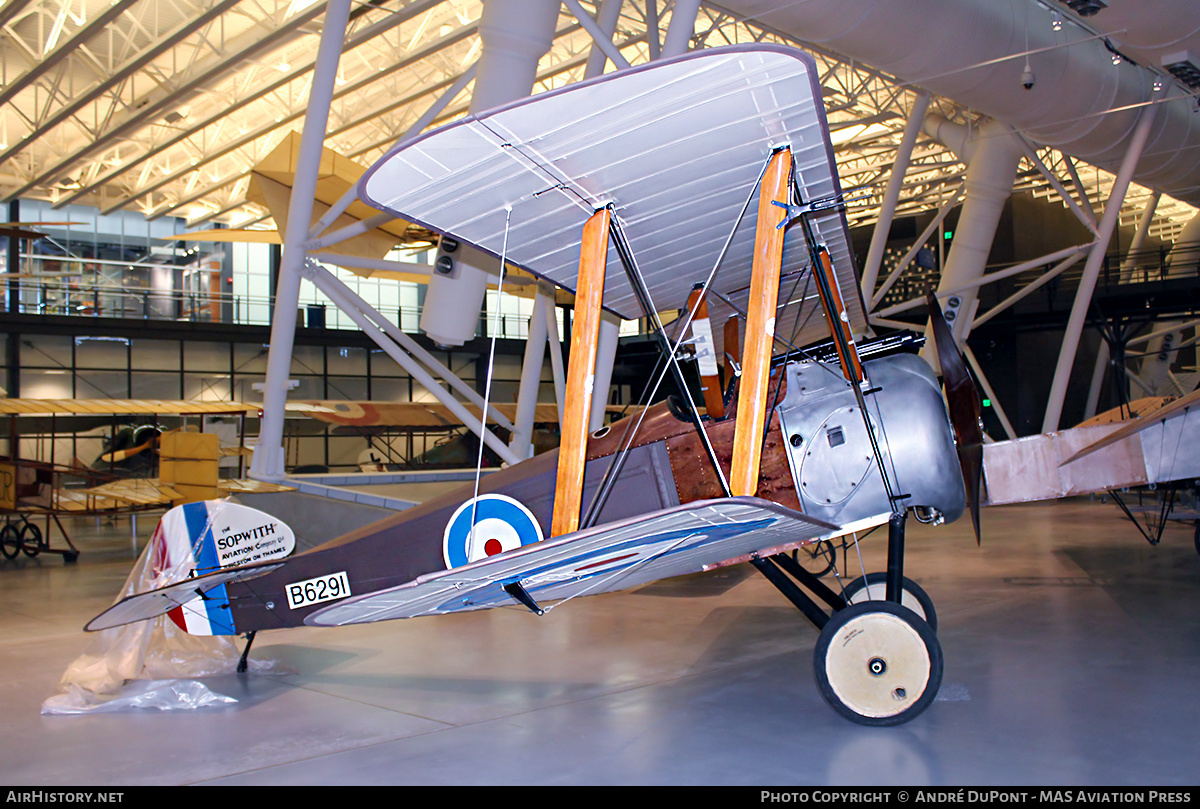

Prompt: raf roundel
xmin=443 ymin=494 xmax=544 ymax=569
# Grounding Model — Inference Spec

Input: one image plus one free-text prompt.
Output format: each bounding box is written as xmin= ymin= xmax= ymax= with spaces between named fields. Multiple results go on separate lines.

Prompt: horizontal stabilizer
xmin=84 ymin=561 xmax=285 ymax=632
xmin=983 ymin=393 xmax=1200 ymax=505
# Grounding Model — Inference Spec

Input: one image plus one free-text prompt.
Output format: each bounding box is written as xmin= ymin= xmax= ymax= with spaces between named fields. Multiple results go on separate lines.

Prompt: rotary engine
xmin=775 ymin=352 xmax=966 ymax=532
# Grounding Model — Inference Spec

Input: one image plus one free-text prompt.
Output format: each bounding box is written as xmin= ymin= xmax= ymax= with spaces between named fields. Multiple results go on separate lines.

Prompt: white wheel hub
xmin=822 ymin=608 xmax=931 ymax=719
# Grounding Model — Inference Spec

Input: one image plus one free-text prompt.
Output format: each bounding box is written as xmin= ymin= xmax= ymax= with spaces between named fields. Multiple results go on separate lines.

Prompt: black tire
xmin=793 ymin=540 xmax=837 ymax=578
xmin=814 ymin=600 xmax=943 ymax=726
xmin=19 ymin=522 xmax=42 ymax=558
xmin=840 ymin=571 xmax=937 ymax=632
xmin=0 ymin=524 xmax=19 ymax=560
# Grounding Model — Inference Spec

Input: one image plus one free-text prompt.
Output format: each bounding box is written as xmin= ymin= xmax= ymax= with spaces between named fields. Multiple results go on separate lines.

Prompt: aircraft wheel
xmin=840 ymin=571 xmax=937 ymax=632
xmin=793 ymin=540 xmax=837 ymax=578
xmin=19 ymin=523 xmax=42 ymax=558
xmin=0 ymin=524 xmax=19 ymax=560
xmin=814 ymin=601 xmax=942 ymax=726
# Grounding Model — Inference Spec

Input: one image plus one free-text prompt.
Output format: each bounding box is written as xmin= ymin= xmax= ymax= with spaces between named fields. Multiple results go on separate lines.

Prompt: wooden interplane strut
xmin=551 ymin=207 xmax=612 ymax=537
xmin=730 ymin=148 xmax=792 ymax=497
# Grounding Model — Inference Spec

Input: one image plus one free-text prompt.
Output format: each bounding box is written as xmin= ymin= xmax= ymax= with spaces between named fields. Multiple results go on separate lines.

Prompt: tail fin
xmin=87 ymin=500 xmax=295 ymax=635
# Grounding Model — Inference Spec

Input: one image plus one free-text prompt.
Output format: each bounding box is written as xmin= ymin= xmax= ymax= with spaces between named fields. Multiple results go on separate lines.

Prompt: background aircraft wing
xmin=305 ymin=497 xmax=837 ymax=626
xmin=359 ymin=44 xmax=864 ymax=356
xmin=1059 ymin=388 xmax=1200 ymax=467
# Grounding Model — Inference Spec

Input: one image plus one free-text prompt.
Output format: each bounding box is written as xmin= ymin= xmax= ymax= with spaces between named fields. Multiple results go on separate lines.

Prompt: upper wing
xmin=305 ymin=497 xmax=837 ymax=626
xmin=359 ymin=45 xmax=864 ymax=354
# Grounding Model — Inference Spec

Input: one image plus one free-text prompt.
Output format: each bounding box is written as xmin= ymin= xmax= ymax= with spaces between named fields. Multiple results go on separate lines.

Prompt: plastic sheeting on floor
xmin=42 ymin=504 xmax=291 ymax=715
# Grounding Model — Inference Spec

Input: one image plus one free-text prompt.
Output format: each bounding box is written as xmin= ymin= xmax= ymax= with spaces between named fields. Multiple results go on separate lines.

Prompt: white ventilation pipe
xmin=419 ymin=0 xmax=560 ymax=349
xmin=720 ymin=0 xmax=1200 ymax=207
xmin=921 ymin=116 xmax=1026 ymax=345
xmin=662 ymin=0 xmax=703 ymax=58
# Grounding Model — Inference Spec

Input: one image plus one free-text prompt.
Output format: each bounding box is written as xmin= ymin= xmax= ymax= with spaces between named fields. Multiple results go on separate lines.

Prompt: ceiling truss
xmin=0 ymin=0 xmax=1194 ymax=248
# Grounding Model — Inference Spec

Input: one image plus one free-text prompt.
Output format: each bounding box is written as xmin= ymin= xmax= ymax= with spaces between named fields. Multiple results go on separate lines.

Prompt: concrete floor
xmin=1 ymin=495 xmax=1199 ymax=786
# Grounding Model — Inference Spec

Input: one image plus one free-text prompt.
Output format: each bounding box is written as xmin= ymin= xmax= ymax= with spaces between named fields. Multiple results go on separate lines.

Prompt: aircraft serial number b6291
xmin=286 ymin=572 xmax=351 ymax=610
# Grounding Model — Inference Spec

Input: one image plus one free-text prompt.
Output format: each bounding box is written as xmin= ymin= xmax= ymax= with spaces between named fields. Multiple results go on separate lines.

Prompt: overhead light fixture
xmin=1052 ymin=12 xmax=1062 ymax=31
xmin=1056 ymin=0 xmax=1106 ymax=17
xmin=1163 ymin=50 xmax=1200 ymax=89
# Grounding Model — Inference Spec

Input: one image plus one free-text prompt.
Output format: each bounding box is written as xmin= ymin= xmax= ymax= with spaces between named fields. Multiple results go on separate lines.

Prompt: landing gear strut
xmin=754 ymin=510 xmax=943 ymax=725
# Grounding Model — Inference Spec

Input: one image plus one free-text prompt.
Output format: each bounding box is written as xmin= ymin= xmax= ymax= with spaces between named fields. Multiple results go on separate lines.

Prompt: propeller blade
xmin=927 ymin=292 xmax=983 ymax=544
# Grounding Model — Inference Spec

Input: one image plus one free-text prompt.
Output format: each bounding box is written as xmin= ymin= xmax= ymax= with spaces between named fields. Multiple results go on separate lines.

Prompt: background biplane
xmin=0 ymin=398 xmax=287 ymax=561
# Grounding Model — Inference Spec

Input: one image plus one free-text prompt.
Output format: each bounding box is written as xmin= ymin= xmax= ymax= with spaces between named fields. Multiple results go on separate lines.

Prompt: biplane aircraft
xmin=87 ymin=45 xmax=994 ymax=727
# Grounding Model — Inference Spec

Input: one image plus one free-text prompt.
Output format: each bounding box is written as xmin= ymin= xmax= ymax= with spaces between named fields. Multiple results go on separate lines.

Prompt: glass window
xmin=73 ymin=338 xmax=129 ymax=370
xmin=75 ymin=370 xmax=129 ymax=399
xmin=18 ymin=369 xmax=74 ymax=399
xmin=184 ymin=341 xmax=231 ymax=372
xmin=21 ymin=334 xmax=73 ymax=369
xmin=130 ymin=372 xmax=184 ymax=400
xmin=131 ymin=339 xmax=181 ymax=371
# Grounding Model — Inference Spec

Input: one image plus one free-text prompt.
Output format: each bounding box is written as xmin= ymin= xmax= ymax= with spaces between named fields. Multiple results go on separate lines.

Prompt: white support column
xmin=861 ymin=92 xmax=929 ymax=302
xmin=304 ymin=264 xmax=523 ymax=467
xmin=661 ymin=0 xmax=701 ymax=57
xmin=546 ymin=298 xmax=566 ymax=426
xmin=307 ymin=63 xmax=479 ymax=242
xmin=583 ymin=0 xmax=626 ymax=78
xmin=1119 ymin=191 xmax=1160 ymax=282
xmin=1017 ymin=139 xmax=1099 ymax=237
xmin=870 ymin=184 xmax=963 ymax=310
xmin=1084 ymin=342 xmax=1110 ymax=420
xmin=510 ymin=285 xmax=551 ymax=460
xmin=1042 ymin=93 xmax=1163 ymax=432
xmin=564 ymin=0 xmax=631 ymax=71
xmin=251 ymin=0 xmax=352 ymax=481
xmin=589 ymin=311 xmax=621 ymax=432
xmin=308 ymin=261 xmax=516 ymax=432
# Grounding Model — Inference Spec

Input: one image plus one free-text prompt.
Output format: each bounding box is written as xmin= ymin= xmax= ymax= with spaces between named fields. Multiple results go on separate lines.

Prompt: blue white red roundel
xmin=443 ymin=494 xmax=544 ymax=569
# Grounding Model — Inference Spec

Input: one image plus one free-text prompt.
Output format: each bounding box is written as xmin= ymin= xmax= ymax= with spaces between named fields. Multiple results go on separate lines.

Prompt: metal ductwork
xmin=716 ymin=0 xmax=1200 ymax=206
xmin=920 ymin=117 xmax=1027 ymax=344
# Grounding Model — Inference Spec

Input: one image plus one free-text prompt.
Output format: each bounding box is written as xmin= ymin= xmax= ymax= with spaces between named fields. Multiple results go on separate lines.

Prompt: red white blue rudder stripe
xmin=150 ymin=500 xmax=296 ymax=635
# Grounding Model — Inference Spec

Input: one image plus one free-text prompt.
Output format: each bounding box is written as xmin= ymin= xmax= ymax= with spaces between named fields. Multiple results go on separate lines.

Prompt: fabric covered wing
xmin=305 ymin=497 xmax=836 ymax=626
xmin=359 ymin=45 xmax=864 ymax=354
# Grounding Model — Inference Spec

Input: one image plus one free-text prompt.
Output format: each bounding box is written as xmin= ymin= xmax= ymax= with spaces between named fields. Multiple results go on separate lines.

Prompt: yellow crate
xmin=159 ymin=458 xmax=219 ymax=487
xmin=160 ymin=432 xmax=220 ymax=461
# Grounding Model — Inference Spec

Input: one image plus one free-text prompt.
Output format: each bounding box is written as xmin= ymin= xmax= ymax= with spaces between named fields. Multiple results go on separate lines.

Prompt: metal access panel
xmin=776 ymin=352 xmax=965 ymax=529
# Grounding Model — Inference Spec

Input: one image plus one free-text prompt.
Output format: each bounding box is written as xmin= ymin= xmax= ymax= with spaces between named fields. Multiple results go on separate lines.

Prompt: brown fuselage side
xmin=226 ymin=384 xmax=799 ymax=633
